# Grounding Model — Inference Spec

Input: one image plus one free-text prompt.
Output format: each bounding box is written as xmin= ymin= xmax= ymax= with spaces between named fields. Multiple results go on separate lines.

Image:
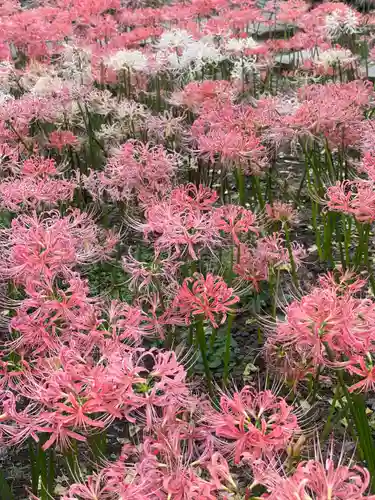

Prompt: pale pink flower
xmin=138 ymin=185 xmax=220 ymax=260
xmin=0 ymin=156 xmax=77 ymax=211
xmin=256 ymin=232 xmax=305 ymax=270
xmin=83 ymin=140 xmax=177 ymax=204
xmin=206 ymin=387 xmax=300 ymax=463
xmin=260 ymin=449 xmax=375 ymax=500
xmin=122 ymin=250 xmax=181 ymax=294
xmin=266 ymin=201 xmax=298 ymax=224
xmin=214 ymin=204 xmax=258 ymax=245
xmin=234 ymin=243 xmax=269 ymax=291
xmin=361 ymin=152 xmax=375 ymax=182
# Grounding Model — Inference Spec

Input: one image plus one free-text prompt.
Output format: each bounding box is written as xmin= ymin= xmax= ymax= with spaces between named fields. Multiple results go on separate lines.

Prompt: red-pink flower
xmin=347 ymin=355 xmax=375 ymax=393
xmin=47 ymin=130 xmax=79 ymax=151
xmin=170 ymin=273 xmax=239 ymax=328
xmin=265 ymin=272 xmax=375 ymax=380
xmin=326 ymin=179 xmax=375 ymax=223
xmin=0 ymin=210 xmax=117 ymax=283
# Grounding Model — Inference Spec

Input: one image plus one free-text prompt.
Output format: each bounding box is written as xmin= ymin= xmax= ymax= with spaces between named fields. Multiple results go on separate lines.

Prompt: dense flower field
xmin=3 ymin=0 xmax=375 ymax=498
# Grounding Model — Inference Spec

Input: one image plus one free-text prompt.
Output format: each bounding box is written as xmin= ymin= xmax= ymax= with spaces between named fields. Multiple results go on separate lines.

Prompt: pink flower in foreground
xmin=170 ymin=273 xmax=239 ymax=328
xmin=265 ymin=271 xmax=375 ymax=381
xmin=259 ymin=454 xmax=375 ymax=499
xmin=0 ymin=210 xmax=117 ymax=283
xmin=206 ymin=387 xmax=300 ymax=463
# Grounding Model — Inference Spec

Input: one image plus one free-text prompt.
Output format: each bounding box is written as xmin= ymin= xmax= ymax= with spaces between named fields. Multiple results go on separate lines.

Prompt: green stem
xmin=321 ymin=383 xmax=341 ymax=442
xmin=253 ymin=176 xmax=265 ymax=210
xmin=195 ymin=317 xmax=213 ymax=396
xmin=272 ymin=269 xmax=280 ymax=319
xmin=363 ymin=223 xmax=375 ymax=295
xmin=223 ymin=312 xmax=234 ymax=385
xmin=209 ymin=327 xmax=218 ymax=350
xmin=64 ymin=441 xmax=79 ymax=480
xmin=236 ymin=167 xmax=246 ymax=206
xmin=343 ymin=215 xmax=351 ymax=266
xmin=284 ymin=224 xmax=298 ymax=287
xmin=89 ymin=430 xmax=107 ymax=462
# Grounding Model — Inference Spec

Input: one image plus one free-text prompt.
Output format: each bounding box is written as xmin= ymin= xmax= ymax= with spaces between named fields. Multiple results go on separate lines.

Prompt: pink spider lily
xmin=265 ymin=271 xmax=375 ymax=380
xmin=137 ymin=185 xmax=221 ymax=260
xmin=170 ymin=272 xmax=239 ymax=328
xmin=214 ymin=204 xmax=258 ymax=245
xmin=265 ymin=201 xmax=298 ymax=225
xmin=0 ymin=210 xmax=118 ymax=284
xmin=258 ymin=456 xmax=375 ymax=499
xmin=83 ymin=140 xmax=177 ymax=205
xmin=206 ymin=386 xmax=300 ymax=463
xmin=326 ymin=179 xmax=375 ymax=223
xmin=347 ymin=355 xmax=375 ymax=393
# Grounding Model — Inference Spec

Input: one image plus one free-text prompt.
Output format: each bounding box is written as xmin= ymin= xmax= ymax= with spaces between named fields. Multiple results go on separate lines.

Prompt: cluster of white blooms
xmin=155 ymin=29 xmax=224 ymax=74
xmin=105 ymin=28 xmax=266 ymax=79
xmin=0 ymin=90 xmax=13 ymax=105
xmin=30 ymin=75 xmax=67 ymax=97
xmin=324 ymin=9 xmax=359 ymax=39
xmin=275 ymin=95 xmax=300 ymax=116
xmin=155 ymin=29 xmax=193 ymax=50
xmin=106 ymin=49 xmax=149 ymax=72
xmin=61 ymin=44 xmax=93 ymax=84
xmin=223 ymin=36 xmax=259 ymax=54
xmin=313 ymin=48 xmax=356 ymax=69
xmin=97 ymin=122 xmax=125 ymax=143
xmin=231 ymin=56 xmax=259 ymax=81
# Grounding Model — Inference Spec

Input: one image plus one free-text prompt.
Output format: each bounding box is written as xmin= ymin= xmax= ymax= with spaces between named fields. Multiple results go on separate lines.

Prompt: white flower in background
xmin=106 ymin=49 xmax=148 ymax=72
xmin=97 ymin=122 xmax=125 ymax=143
xmin=224 ymin=36 xmax=259 ymax=53
xmin=231 ymin=56 xmax=258 ymax=80
xmin=115 ymin=99 xmax=149 ymax=120
xmin=159 ymin=36 xmax=223 ymax=73
xmin=0 ymin=91 xmax=13 ymax=105
xmin=275 ymin=95 xmax=300 ymax=116
xmin=313 ymin=48 xmax=356 ymax=69
xmin=86 ymin=89 xmax=115 ymax=116
xmin=183 ymin=38 xmax=223 ymax=69
xmin=156 ymin=29 xmax=193 ymax=50
xmin=0 ymin=61 xmax=13 ymax=89
xmin=60 ymin=44 xmax=93 ymax=84
xmin=31 ymin=76 xmax=66 ymax=96
xmin=325 ymin=9 xmax=359 ymax=39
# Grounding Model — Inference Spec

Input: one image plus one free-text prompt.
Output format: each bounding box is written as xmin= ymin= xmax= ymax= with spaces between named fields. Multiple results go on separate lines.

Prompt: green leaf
xmin=0 ymin=470 xmax=14 ymax=500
